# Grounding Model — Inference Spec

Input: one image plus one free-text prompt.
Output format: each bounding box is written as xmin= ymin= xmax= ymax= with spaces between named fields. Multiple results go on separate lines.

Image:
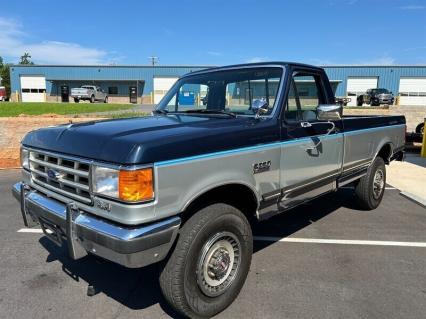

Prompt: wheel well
xmin=377 ymin=143 xmax=392 ymax=164
xmin=181 ymin=184 xmax=258 ymax=223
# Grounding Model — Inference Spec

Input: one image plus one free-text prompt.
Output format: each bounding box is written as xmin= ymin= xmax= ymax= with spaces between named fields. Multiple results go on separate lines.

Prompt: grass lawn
xmin=0 ymin=102 xmax=135 ymax=117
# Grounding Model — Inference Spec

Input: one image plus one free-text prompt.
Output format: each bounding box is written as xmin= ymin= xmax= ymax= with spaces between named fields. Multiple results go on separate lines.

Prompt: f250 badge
xmin=94 ymin=198 xmax=112 ymax=212
xmin=253 ymin=161 xmax=271 ymax=174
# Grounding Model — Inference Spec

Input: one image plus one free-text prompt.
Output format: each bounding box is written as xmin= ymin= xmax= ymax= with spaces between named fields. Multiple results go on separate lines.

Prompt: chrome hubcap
xmin=197 ymin=232 xmax=241 ymax=297
xmin=373 ymin=169 xmax=385 ymax=199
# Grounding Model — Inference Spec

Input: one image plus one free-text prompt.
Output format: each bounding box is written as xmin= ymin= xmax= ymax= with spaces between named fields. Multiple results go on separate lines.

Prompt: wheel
xmin=74 ymin=98 xmax=80 ymax=103
xmin=357 ymin=98 xmax=363 ymax=106
xmin=355 ymin=157 xmax=386 ymax=210
xmin=159 ymin=203 xmax=253 ymax=318
xmin=415 ymin=123 xmax=424 ymax=134
xmin=104 ymin=96 xmax=108 ymax=103
xmin=90 ymin=95 xmax=95 ymax=103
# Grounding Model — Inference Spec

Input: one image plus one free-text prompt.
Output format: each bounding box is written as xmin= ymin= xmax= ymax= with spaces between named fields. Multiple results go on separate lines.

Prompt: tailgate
xmin=71 ymin=88 xmax=89 ymax=96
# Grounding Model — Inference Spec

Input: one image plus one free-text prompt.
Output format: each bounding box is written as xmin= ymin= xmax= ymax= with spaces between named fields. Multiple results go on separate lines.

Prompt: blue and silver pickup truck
xmin=13 ymin=62 xmax=405 ymax=318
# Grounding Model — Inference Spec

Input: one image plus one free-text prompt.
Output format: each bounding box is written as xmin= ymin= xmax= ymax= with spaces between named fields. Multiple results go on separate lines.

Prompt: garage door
xmin=153 ymin=77 xmax=178 ymax=104
xmin=346 ymin=77 xmax=378 ymax=106
xmin=20 ymin=75 xmax=46 ymax=102
xmin=399 ymin=78 xmax=426 ymax=106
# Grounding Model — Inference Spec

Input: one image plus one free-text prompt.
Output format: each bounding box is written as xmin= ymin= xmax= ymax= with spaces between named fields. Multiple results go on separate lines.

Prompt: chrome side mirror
xmin=252 ymin=99 xmax=269 ymax=119
xmin=317 ymin=104 xmax=342 ymax=121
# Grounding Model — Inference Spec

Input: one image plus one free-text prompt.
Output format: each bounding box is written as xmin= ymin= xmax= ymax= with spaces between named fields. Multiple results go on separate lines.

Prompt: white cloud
xmin=246 ymin=57 xmax=268 ymax=63
xmin=0 ymin=17 xmax=114 ymax=64
xmin=357 ymin=56 xmax=395 ymax=65
xmin=399 ymin=5 xmax=426 ymax=10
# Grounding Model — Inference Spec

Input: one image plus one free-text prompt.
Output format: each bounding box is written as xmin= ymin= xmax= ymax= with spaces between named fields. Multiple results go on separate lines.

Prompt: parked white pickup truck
xmin=70 ymin=85 xmax=108 ymax=103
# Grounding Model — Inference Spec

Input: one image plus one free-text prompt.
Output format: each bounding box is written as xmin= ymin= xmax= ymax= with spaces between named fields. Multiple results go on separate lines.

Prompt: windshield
xmin=156 ymin=67 xmax=283 ymax=116
xmin=372 ymin=89 xmax=389 ymax=94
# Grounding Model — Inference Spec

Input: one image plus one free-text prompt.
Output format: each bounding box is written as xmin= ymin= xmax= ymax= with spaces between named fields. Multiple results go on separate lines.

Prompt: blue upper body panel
xmin=22 ymin=115 xmax=280 ymax=165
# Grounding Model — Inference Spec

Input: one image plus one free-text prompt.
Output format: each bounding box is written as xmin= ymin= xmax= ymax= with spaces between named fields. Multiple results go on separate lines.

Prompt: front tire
xmin=104 ymin=96 xmax=108 ymax=103
xmin=415 ymin=122 xmax=424 ymax=134
xmin=74 ymin=98 xmax=80 ymax=103
xmin=159 ymin=203 xmax=253 ymax=318
xmin=90 ymin=95 xmax=95 ymax=103
xmin=355 ymin=157 xmax=386 ymax=210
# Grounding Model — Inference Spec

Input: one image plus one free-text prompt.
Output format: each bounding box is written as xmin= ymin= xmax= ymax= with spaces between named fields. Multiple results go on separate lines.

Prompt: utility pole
xmin=149 ymin=56 xmax=159 ymax=104
xmin=148 ymin=56 xmax=159 ymax=67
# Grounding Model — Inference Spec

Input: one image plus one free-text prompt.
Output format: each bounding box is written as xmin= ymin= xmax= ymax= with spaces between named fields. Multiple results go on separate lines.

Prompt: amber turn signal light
xmin=119 ymin=168 xmax=154 ymax=202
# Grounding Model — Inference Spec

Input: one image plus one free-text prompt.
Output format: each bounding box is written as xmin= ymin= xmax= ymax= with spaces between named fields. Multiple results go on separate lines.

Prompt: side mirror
xmin=317 ymin=104 xmax=342 ymax=121
xmin=252 ymin=99 xmax=269 ymax=118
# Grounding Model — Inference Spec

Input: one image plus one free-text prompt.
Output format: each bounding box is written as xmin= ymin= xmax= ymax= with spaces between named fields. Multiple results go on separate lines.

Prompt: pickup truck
xmin=357 ymin=88 xmax=394 ymax=106
xmin=13 ymin=62 xmax=405 ymax=318
xmin=70 ymin=85 xmax=108 ymax=103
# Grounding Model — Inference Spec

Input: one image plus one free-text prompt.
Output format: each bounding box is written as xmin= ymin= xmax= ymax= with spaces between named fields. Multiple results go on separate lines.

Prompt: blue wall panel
xmin=10 ymin=65 xmax=210 ymax=96
xmin=324 ymin=66 xmax=426 ymax=96
xmin=10 ymin=64 xmax=426 ymax=99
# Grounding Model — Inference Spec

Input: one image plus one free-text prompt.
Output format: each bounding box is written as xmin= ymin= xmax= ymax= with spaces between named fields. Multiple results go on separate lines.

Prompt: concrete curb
xmin=400 ymin=191 xmax=426 ymax=209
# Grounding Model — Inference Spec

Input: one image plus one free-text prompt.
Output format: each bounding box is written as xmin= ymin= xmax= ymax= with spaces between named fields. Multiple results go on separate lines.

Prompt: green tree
xmin=0 ymin=56 xmax=12 ymax=97
xmin=19 ymin=52 xmax=34 ymax=65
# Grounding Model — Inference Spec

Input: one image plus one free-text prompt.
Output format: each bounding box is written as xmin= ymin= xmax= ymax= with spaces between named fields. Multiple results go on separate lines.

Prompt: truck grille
xmin=29 ymin=150 xmax=92 ymax=204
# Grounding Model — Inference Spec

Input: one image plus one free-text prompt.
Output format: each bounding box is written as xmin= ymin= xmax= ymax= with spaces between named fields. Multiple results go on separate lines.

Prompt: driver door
xmin=279 ymin=70 xmax=343 ymax=209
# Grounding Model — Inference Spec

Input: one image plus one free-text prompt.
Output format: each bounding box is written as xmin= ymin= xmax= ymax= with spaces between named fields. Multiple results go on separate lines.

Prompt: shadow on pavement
xmin=251 ymin=187 xmax=362 ymax=252
xmin=404 ymin=152 xmax=426 ymax=168
xmin=39 ymin=238 xmax=183 ymax=318
xmin=39 ymin=187 xmax=362 ymax=316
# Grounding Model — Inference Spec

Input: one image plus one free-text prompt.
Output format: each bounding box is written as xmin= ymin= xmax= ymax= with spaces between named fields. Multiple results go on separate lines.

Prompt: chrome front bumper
xmin=12 ymin=182 xmax=180 ymax=268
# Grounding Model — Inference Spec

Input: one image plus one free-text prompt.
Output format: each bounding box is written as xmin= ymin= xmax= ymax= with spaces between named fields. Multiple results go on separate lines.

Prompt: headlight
xmin=92 ymin=166 xmax=119 ymax=198
xmin=21 ymin=148 xmax=29 ymax=170
xmin=92 ymin=166 xmax=154 ymax=203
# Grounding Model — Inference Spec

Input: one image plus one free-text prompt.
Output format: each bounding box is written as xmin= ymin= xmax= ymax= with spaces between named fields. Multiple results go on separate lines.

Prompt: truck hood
xmin=22 ymin=115 xmax=278 ymax=164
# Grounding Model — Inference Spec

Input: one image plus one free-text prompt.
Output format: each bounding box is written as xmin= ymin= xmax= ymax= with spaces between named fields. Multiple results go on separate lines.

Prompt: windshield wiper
xmin=183 ymin=109 xmax=237 ymax=118
xmin=152 ymin=109 xmax=169 ymax=115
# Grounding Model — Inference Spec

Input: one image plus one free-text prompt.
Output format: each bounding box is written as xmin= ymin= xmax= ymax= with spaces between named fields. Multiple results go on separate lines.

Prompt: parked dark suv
xmin=357 ymin=88 xmax=394 ymax=106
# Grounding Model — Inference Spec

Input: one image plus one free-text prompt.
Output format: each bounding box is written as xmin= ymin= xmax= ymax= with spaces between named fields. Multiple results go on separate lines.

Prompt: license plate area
xmin=39 ymin=217 xmax=64 ymax=246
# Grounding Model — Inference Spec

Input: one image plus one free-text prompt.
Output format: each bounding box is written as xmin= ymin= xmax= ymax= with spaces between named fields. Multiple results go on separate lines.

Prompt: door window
xmin=284 ymin=72 xmax=326 ymax=122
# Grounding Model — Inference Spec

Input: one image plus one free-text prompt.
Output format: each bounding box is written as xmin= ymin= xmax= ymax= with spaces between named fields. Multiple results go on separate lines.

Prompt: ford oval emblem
xmin=47 ymin=168 xmax=61 ymax=180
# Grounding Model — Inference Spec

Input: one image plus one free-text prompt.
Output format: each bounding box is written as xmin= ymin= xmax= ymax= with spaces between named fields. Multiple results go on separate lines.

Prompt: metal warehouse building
xmin=9 ymin=64 xmax=426 ymax=106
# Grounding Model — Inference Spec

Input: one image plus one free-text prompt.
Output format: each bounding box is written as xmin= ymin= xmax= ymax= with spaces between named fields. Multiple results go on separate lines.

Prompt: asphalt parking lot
xmin=1 ymin=169 xmax=426 ymax=319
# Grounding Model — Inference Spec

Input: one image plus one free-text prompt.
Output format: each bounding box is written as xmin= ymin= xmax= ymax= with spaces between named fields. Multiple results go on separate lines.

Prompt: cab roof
xmin=185 ymin=61 xmax=323 ymax=76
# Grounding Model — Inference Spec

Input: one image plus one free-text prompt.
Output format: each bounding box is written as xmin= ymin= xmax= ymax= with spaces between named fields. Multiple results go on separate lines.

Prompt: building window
xmin=108 ymin=87 xmax=118 ymax=95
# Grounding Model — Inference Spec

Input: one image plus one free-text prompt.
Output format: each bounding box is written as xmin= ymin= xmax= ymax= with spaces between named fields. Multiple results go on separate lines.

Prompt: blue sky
xmin=1 ymin=0 xmax=425 ymax=65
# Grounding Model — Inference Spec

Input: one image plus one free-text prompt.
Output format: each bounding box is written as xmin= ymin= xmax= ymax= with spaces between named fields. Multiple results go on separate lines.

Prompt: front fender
xmin=153 ymin=148 xmax=280 ymax=221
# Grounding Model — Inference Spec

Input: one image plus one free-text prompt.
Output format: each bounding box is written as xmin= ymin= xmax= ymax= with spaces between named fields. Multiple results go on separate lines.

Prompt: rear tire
xmin=74 ymin=98 xmax=79 ymax=103
xmin=355 ymin=157 xmax=386 ymax=210
xmin=104 ymin=96 xmax=108 ymax=103
xmin=415 ymin=123 xmax=424 ymax=134
xmin=159 ymin=203 xmax=253 ymax=318
xmin=90 ymin=95 xmax=95 ymax=103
